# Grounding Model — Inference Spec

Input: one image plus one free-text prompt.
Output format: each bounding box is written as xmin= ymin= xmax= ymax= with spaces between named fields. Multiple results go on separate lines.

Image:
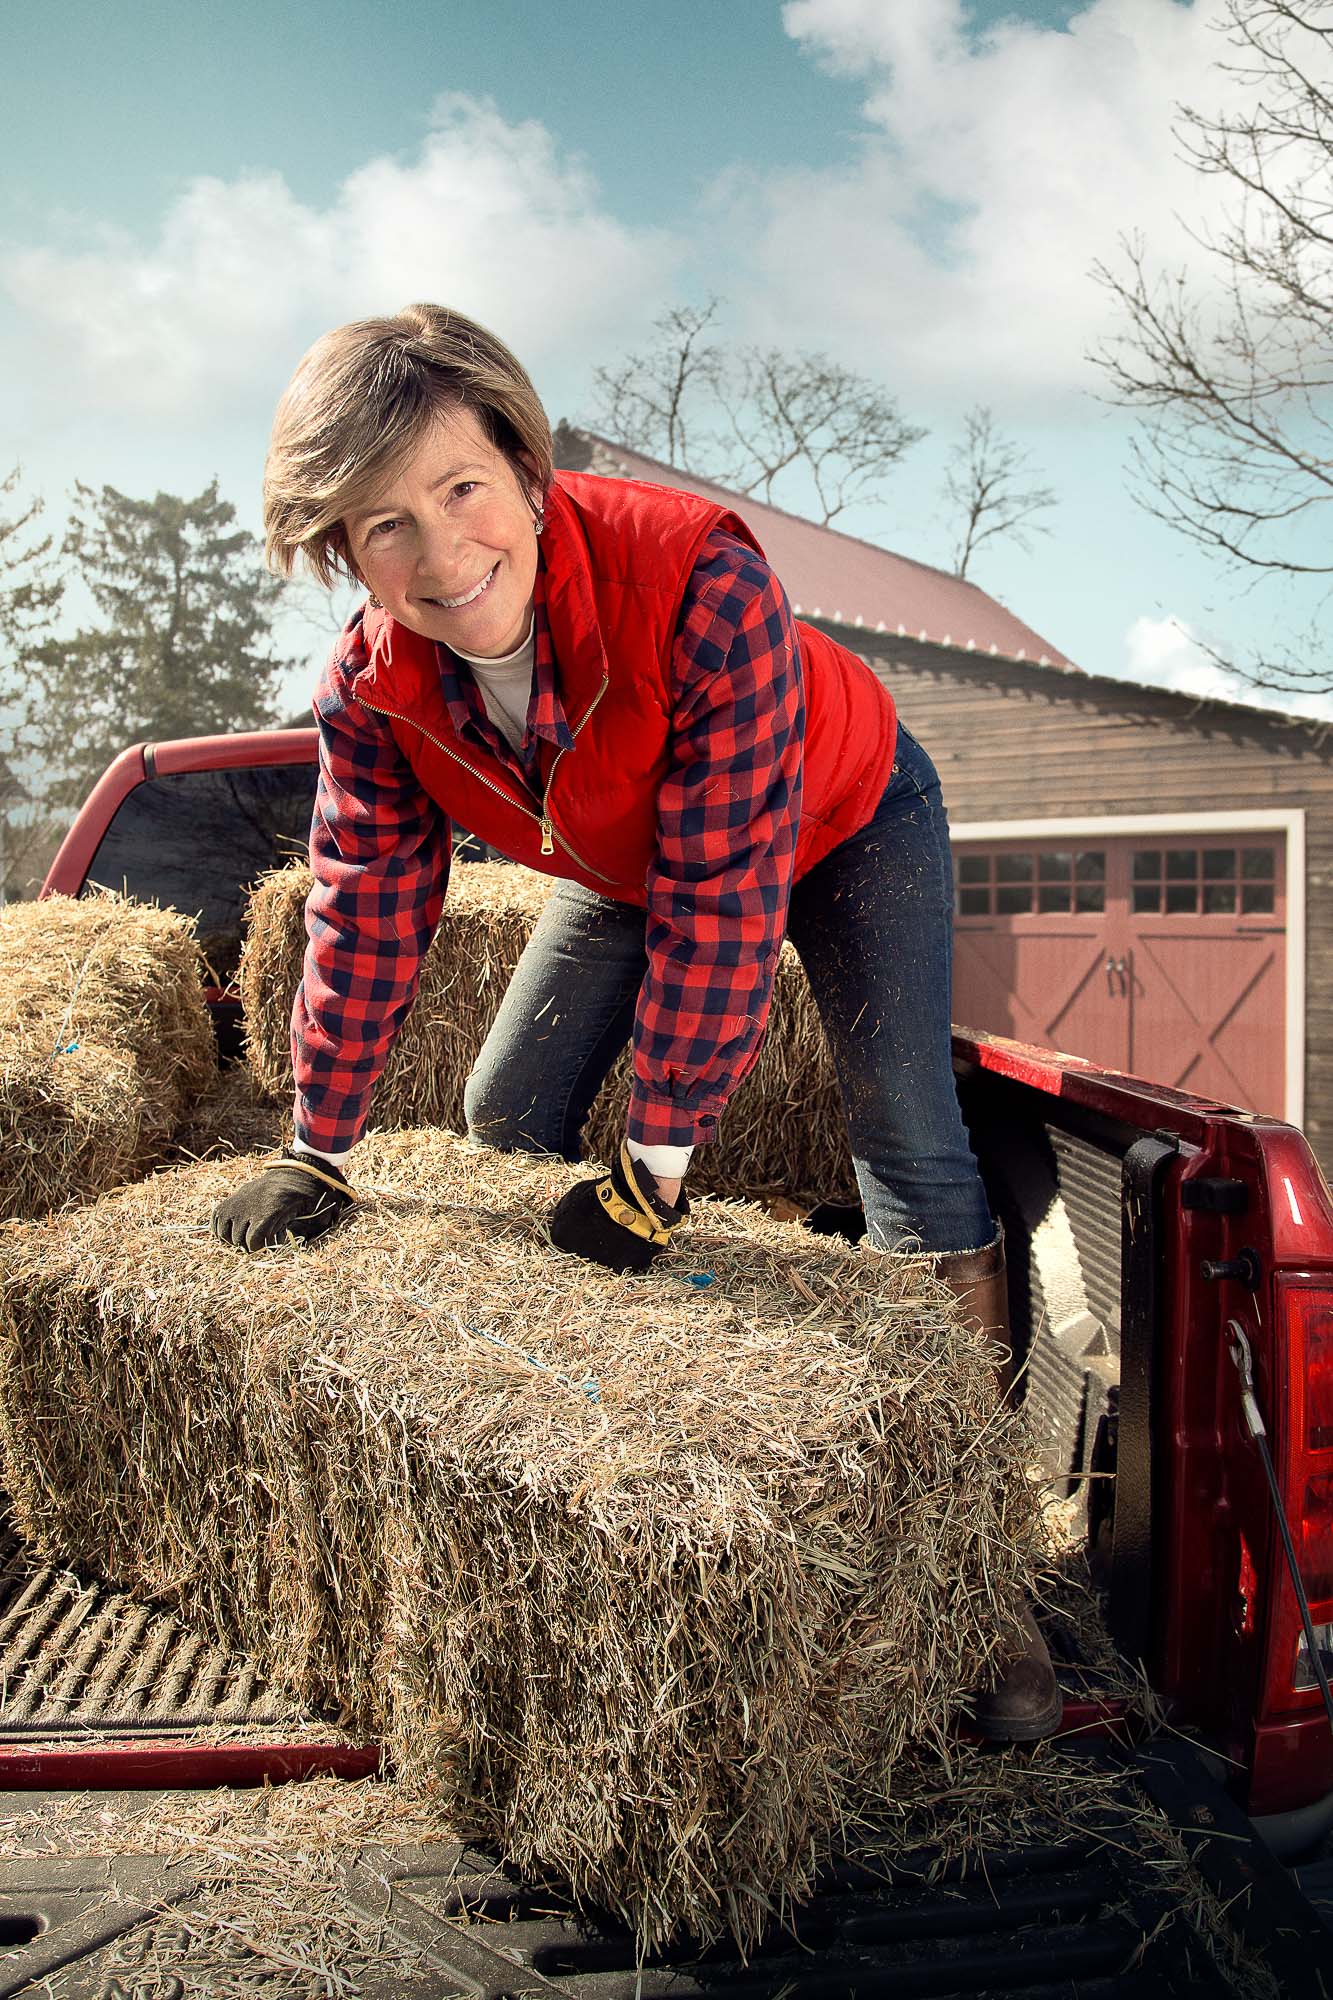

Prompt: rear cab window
xmin=80 ymin=764 xmax=319 ymax=987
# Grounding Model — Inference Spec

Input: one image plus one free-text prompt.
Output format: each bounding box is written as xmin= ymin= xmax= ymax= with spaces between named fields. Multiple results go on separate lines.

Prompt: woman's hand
xmin=211 ymin=1155 xmax=354 ymax=1251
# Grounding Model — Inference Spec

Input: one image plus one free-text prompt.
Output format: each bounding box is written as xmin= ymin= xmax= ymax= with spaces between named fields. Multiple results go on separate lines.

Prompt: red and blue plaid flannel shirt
xmin=293 ymin=529 xmax=804 ymax=1154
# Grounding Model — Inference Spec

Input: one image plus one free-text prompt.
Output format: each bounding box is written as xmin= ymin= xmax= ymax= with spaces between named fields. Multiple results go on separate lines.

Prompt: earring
xmin=367 ymin=592 xmax=382 ymax=609
xmin=533 ymin=510 xmax=545 ymax=537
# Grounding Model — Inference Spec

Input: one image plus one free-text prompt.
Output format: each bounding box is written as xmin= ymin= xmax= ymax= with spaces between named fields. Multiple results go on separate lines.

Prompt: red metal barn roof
xmin=555 ymin=429 xmax=1076 ymax=671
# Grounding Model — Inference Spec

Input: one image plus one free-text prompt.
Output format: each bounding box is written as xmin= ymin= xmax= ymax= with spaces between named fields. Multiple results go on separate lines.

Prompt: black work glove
xmin=211 ymin=1153 xmax=354 ymax=1252
xmin=548 ymin=1142 xmax=688 ymax=1275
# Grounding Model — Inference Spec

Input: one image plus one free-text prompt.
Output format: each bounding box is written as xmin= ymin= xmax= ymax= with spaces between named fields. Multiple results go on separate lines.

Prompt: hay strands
xmin=403 ymin=1286 xmax=602 ymax=1402
xmin=0 ymin=889 xmax=216 ymax=1220
xmin=240 ymin=859 xmax=862 ymax=1207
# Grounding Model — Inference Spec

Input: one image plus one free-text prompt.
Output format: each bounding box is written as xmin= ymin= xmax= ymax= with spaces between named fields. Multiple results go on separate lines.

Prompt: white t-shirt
xmin=449 ymin=624 xmax=536 ymax=753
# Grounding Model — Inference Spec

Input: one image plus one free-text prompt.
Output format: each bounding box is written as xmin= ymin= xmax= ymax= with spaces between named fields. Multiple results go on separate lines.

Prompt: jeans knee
xmin=463 ymin=1069 xmax=551 ymax=1154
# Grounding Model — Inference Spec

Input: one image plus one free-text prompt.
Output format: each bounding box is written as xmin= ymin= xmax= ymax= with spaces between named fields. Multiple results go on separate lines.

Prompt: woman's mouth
xmin=426 ymin=564 xmax=498 ymax=610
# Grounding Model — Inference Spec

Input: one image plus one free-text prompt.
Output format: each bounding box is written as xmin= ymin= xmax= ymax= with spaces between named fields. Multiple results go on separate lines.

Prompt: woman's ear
xmin=514 ymin=448 xmax=545 ymax=511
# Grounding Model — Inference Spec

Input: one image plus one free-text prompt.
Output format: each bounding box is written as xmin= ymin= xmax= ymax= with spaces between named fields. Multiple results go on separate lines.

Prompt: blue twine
xmin=410 ymin=1291 xmax=600 ymax=1402
xmin=465 ymin=1319 xmax=602 ymax=1403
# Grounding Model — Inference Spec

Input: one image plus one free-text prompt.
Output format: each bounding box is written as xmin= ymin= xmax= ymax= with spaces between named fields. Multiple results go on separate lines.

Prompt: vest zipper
xmin=355 ymin=685 xmax=617 ymax=885
xmin=541 ymin=670 xmax=609 ymax=859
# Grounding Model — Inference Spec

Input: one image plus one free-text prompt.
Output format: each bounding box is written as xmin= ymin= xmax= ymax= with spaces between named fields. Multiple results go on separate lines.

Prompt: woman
xmin=213 ymin=303 xmax=1058 ymax=1740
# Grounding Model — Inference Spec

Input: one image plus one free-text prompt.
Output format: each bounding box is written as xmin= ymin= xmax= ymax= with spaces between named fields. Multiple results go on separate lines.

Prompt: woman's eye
xmin=453 ymin=481 xmax=478 ymax=499
xmin=369 ymin=518 xmax=401 ymax=538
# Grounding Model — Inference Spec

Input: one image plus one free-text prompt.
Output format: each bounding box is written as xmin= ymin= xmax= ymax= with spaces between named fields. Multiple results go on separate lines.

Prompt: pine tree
xmin=0 ymin=466 xmax=63 ymax=675
xmin=25 ymin=481 xmax=292 ymax=808
xmin=0 ymin=466 xmax=65 ymax=897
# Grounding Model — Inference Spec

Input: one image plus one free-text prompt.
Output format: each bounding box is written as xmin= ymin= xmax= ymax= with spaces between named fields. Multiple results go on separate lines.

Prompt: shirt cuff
xmin=291 ymin=1133 xmax=355 ymax=1168
xmin=628 ymin=1087 xmax=722 ymax=1151
xmin=626 ymin=1137 xmax=695 ymax=1180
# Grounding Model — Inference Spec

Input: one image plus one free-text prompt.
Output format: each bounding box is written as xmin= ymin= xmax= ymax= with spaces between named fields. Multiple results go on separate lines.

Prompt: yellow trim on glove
xmin=594 ymin=1143 xmax=679 ymax=1246
xmin=262 ymin=1153 xmax=357 ymax=1201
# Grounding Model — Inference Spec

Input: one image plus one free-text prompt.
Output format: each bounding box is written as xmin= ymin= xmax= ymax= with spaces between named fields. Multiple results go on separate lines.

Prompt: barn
xmin=555 ymin=426 xmax=1333 ymax=1179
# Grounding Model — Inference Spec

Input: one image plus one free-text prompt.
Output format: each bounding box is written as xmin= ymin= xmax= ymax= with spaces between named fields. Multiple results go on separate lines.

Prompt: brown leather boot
xmin=933 ymin=1227 xmax=1063 ymax=1743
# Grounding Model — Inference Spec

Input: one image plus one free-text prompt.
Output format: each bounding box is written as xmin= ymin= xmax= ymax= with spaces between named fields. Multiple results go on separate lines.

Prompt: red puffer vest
xmin=348 ymin=472 xmax=897 ymax=905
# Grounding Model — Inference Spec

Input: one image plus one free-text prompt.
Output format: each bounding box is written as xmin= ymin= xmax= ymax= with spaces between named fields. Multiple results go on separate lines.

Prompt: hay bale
xmin=168 ymin=1063 xmax=286 ymax=1166
xmin=0 ymin=1038 xmax=146 ymax=1215
xmin=240 ymin=861 xmax=550 ymax=1135
xmin=242 ymin=861 xmax=857 ymax=1204
xmin=0 ymin=892 xmax=217 ymax=1218
xmin=585 ymin=946 xmax=855 ymax=1208
xmin=0 ymin=1130 xmax=1038 ymax=1949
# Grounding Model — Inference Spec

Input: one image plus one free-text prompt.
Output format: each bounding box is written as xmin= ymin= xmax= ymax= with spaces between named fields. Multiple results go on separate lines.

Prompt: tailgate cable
xmin=1226 ymin=1318 xmax=1333 ymax=1738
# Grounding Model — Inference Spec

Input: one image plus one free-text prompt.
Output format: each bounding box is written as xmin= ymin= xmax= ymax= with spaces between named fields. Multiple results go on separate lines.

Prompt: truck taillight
xmin=1273 ymin=1278 xmax=1333 ymax=1698
xmin=1300 ymin=1472 xmax=1333 ymax=1602
xmin=1305 ymin=1301 xmax=1333 ymax=1450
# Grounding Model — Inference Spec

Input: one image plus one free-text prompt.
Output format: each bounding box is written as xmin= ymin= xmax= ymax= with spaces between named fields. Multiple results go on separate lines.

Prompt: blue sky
xmin=6 ymin=0 xmax=1329 ymax=723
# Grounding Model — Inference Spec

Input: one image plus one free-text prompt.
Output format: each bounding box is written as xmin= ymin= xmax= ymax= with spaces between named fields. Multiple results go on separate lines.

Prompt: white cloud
xmin=1123 ymin=612 xmax=1235 ymax=699
xmin=2 ymin=95 xmax=679 ymax=421
xmin=1123 ymin=612 xmax=1333 ymax=722
xmin=721 ymin=0 xmax=1272 ymax=398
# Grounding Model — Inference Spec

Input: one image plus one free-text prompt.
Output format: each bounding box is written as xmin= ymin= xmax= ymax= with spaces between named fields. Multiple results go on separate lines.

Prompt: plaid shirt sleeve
xmin=292 ymin=632 xmax=452 ymax=1153
xmin=629 ymin=533 xmax=805 ymax=1151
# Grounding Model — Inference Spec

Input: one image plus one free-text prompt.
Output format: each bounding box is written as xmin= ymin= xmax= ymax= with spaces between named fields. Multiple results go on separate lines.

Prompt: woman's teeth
xmin=434 ymin=565 xmax=497 ymax=609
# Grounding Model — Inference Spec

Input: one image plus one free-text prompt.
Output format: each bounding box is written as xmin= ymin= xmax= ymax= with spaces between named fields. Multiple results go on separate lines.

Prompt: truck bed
xmin=0 ymin=1745 xmax=1320 ymax=1996
xmin=0 ymin=1465 xmax=1322 ymax=1994
xmin=5 ymin=1010 xmax=1333 ymax=1988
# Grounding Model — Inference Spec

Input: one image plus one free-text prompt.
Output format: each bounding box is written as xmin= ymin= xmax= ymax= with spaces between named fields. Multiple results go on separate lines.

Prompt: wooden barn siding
xmin=833 ymin=629 xmax=1333 ymax=1179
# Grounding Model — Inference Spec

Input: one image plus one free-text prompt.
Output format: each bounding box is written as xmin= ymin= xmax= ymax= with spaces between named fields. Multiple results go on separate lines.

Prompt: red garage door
xmin=952 ymin=834 xmax=1286 ymax=1116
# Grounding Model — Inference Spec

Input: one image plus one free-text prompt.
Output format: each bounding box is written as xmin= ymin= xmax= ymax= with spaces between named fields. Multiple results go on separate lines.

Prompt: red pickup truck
xmin=8 ymin=723 xmax=1333 ymax=1994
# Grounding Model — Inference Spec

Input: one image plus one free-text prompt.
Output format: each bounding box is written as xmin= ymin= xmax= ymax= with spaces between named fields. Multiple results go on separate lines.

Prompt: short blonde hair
xmin=263 ymin=303 xmax=554 ymax=586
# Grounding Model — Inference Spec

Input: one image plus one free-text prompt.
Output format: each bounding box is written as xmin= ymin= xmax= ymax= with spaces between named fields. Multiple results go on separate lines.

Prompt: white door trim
xmin=949 ymin=809 xmax=1305 ymax=1127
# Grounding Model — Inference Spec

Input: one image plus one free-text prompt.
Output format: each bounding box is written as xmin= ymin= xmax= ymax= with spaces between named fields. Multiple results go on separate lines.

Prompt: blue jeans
xmin=463 ymin=726 xmax=995 ymax=1254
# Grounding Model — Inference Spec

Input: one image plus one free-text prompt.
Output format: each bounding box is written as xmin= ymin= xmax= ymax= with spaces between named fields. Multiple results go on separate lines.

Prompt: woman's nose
xmin=416 ymin=514 xmax=460 ymax=576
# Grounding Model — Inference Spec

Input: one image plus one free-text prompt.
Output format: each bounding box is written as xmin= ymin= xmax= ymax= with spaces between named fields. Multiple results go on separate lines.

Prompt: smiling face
xmin=345 ymin=405 xmax=543 ymax=657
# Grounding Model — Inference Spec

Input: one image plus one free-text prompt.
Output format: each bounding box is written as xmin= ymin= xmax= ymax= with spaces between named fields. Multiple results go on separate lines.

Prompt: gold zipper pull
xmin=540 ymin=816 xmax=555 ymax=856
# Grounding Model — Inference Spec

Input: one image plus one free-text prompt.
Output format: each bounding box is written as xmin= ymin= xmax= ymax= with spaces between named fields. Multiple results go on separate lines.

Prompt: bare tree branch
xmin=941 ymin=407 xmax=1057 ymax=578
xmin=585 ymin=304 xmax=925 ymax=526
xmin=1091 ymin=0 xmax=1333 ymax=694
xmin=718 ymin=349 xmax=925 ymax=525
xmin=587 ymin=300 xmax=726 ymax=470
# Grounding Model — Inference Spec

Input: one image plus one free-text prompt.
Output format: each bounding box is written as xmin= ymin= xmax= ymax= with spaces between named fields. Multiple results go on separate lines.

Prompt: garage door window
xmin=1131 ymin=846 xmax=1275 ymax=916
xmin=957 ymin=850 xmax=1105 ymax=916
